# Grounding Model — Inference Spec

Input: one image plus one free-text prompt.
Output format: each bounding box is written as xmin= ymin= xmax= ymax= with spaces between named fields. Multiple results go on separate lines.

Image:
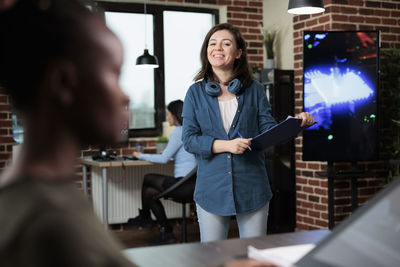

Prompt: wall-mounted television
xmin=302 ymin=31 xmax=379 ymax=162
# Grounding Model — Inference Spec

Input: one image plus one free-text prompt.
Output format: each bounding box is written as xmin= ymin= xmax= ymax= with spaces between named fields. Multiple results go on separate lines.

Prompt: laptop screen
xmin=296 ymin=178 xmax=400 ymax=267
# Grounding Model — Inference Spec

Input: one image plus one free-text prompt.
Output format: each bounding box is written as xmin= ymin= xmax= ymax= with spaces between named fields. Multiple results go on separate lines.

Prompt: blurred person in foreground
xmin=0 ymin=0 xmax=136 ymax=266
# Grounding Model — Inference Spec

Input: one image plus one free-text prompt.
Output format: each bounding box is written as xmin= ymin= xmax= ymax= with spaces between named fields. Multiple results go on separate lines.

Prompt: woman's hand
xmin=229 ymin=138 xmax=252 ymax=154
xmin=296 ymin=112 xmax=315 ymax=127
xmin=212 ymin=138 xmax=252 ymax=154
xmin=133 ymin=151 xmax=141 ymax=158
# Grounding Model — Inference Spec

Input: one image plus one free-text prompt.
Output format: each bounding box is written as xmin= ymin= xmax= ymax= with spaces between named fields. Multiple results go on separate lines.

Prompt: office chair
xmin=153 ymin=167 xmax=197 ymax=243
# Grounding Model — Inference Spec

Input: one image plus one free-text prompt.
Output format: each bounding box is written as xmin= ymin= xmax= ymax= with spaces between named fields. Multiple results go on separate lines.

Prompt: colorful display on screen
xmin=302 ymin=31 xmax=379 ymax=161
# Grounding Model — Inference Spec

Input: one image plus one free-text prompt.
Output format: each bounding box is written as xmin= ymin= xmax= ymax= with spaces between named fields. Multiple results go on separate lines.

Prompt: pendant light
xmin=136 ymin=2 xmax=159 ymax=68
xmin=288 ymin=0 xmax=325 ymax=15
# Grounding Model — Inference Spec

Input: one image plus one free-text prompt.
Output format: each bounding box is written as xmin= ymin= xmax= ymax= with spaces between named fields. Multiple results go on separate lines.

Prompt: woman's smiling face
xmin=207 ymin=29 xmax=242 ymax=72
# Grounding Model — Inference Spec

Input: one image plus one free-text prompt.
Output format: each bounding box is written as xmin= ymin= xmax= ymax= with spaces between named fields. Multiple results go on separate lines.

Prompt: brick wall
xmin=293 ymin=0 xmax=399 ymax=230
xmin=0 ymin=0 xmax=264 ymax=176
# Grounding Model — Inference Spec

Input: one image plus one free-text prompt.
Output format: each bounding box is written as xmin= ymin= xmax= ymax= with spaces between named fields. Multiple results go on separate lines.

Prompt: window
xmin=95 ymin=2 xmax=218 ymax=137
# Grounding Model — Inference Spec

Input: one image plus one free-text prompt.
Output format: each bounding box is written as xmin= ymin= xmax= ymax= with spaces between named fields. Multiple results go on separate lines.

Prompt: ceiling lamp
xmin=288 ymin=0 xmax=325 ymax=15
xmin=136 ymin=2 xmax=158 ymax=68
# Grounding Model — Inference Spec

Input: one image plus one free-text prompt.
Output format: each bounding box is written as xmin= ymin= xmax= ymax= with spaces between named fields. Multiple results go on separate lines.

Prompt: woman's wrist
xmin=212 ymin=140 xmax=231 ymax=154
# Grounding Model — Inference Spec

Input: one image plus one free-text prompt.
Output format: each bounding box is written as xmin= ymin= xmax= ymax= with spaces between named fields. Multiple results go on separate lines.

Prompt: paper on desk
xmin=248 ymin=244 xmax=315 ymax=267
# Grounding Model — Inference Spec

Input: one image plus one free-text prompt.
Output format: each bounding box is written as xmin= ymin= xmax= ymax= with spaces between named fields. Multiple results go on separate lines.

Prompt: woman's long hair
xmin=194 ymin=23 xmax=253 ymax=88
xmin=167 ymin=100 xmax=183 ymax=126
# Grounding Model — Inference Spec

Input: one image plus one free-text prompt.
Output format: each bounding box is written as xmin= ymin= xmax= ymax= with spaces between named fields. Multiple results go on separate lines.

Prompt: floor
xmin=113 ymin=217 xmax=240 ymax=249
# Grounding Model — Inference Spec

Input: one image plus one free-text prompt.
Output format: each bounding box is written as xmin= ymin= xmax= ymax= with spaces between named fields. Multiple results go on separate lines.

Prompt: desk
xmin=81 ymin=158 xmax=181 ymax=226
xmin=123 ymin=229 xmax=330 ymax=267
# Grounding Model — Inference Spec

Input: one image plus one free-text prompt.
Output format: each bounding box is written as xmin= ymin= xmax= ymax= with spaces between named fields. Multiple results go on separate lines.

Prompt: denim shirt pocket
xmin=195 ymin=107 xmax=213 ymax=135
xmin=241 ymin=106 xmax=259 ymax=137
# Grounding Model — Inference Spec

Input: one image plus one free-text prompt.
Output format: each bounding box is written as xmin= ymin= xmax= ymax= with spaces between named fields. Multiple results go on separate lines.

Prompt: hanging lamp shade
xmin=288 ymin=0 xmax=325 ymax=15
xmin=136 ymin=49 xmax=159 ymax=68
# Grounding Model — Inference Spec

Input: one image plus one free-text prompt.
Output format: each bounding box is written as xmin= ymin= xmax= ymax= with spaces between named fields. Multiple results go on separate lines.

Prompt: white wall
xmin=263 ymin=0 xmax=294 ymax=70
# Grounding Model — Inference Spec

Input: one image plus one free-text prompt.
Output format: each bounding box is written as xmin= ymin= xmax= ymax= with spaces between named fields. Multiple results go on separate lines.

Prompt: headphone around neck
xmin=205 ymin=79 xmax=242 ymax=96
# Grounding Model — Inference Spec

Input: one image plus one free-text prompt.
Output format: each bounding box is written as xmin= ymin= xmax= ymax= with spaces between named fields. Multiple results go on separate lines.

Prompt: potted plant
xmin=156 ymin=136 xmax=169 ymax=153
xmin=263 ymin=29 xmax=276 ymax=69
xmin=380 ymin=45 xmax=400 ymax=182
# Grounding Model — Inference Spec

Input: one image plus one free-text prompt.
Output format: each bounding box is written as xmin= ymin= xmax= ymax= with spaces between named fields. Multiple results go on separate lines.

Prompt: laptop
xmin=295 ymin=177 xmax=400 ymax=267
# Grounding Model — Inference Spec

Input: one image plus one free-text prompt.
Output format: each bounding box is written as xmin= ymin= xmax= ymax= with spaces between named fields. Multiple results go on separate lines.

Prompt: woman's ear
xmin=236 ymin=49 xmax=242 ymax=59
xmin=45 ymin=60 xmax=78 ymax=107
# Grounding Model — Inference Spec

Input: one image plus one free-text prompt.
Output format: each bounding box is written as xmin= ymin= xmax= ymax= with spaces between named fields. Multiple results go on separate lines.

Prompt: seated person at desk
xmin=0 ymin=0 xmax=136 ymax=266
xmin=129 ymin=100 xmax=197 ymax=245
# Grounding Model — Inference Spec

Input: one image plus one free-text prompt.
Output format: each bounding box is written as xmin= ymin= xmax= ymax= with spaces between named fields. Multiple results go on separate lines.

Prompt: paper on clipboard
xmin=250 ymin=116 xmax=303 ymax=150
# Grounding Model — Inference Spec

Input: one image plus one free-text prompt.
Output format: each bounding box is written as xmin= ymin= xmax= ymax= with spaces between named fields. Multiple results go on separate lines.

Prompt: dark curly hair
xmin=0 ymin=0 xmax=96 ymax=112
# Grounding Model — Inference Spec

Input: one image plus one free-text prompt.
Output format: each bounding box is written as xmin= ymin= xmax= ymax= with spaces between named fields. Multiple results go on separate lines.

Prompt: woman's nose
xmin=215 ymin=42 xmax=223 ymax=50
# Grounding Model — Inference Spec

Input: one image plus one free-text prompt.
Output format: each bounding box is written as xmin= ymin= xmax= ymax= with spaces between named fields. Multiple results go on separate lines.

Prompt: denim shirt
xmin=182 ymin=80 xmax=277 ymax=216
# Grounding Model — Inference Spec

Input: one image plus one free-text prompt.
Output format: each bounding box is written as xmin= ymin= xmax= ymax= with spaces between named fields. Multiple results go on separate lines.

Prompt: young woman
xmin=0 ymin=0 xmax=135 ymax=266
xmin=182 ymin=23 xmax=314 ymax=242
xmin=129 ymin=100 xmax=196 ymax=245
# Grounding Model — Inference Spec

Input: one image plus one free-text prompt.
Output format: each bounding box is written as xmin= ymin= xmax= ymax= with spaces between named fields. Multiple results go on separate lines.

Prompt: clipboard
xmin=250 ymin=116 xmax=303 ymax=150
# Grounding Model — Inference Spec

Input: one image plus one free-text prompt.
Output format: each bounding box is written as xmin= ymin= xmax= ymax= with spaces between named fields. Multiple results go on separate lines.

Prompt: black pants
xmin=141 ymin=173 xmax=194 ymax=229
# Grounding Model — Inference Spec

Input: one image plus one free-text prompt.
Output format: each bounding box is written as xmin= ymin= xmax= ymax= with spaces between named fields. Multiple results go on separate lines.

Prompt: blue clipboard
xmin=250 ymin=116 xmax=303 ymax=150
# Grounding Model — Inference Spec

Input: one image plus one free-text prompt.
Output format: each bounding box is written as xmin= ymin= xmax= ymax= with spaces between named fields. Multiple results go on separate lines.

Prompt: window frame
xmin=94 ymin=1 xmax=219 ymax=137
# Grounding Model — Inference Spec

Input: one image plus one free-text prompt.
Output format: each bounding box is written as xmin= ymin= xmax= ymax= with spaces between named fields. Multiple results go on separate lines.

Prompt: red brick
xmin=243 ymin=7 xmax=258 ymax=13
xmin=217 ymin=0 xmax=232 ymax=4
xmin=303 ymin=216 xmax=314 ymax=224
xmin=297 ymin=162 xmax=307 ymax=168
xmin=296 ymin=223 xmax=308 ymax=230
xmin=315 ymin=219 xmax=328 ymax=228
xmin=332 ymin=23 xmax=357 ymax=30
xmin=309 ymin=210 xmax=320 ymax=218
xmin=232 ymin=13 xmax=247 ymax=19
xmin=365 ymin=17 xmax=381 ymax=24
xmin=248 ymin=14 xmax=262 ymax=20
xmin=359 ymin=8 xmax=374 ymax=16
xmin=308 ymin=195 xmax=320 ymax=203
xmin=248 ymin=1 xmax=261 ymax=7
xmin=382 ymin=2 xmax=396 ymax=9
xmin=383 ymin=18 xmax=397 ymax=26
xmin=233 ymin=1 xmax=247 ymax=7
xmin=243 ymin=34 xmax=258 ymax=40
xmin=349 ymin=16 xmax=364 ymax=23
xmin=297 ymin=207 xmax=307 ymax=215
xmin=365 ymin=1 xmax=381 ymax=8
xmin=315 ymin=188 xmax=327 ymax=195
xmin=314 ymin=204 xmax=327 ymax=211
xmin=382 ymin=34 xmax=397 ymax=41
xmin=301 ymin=201 xmax=313 ymax=209
xmin=227 ymin=6 xmax=242 ymax=12
xmin=308 ymin=179 xmax=319 ymax=186
xmin=360 ymin=25 xmax=374 ymax=31
xmin=227 ymin=19 xmax=243 ymax=25
xmin=341 ymin=6 xmax=357 ymax=14
xmin=306 ymin=18 xmax=319 ymax=27
xmin=391 ymin=11 xmax=400 ymax=18
xmin=303 ymin=186 xmax=314 ymax=194
xmin=332 ymin=14 xmax=349 ymax=22
xmin=296 ymin=215 xmax=304 ymax=222
xmin=374 ymin=9 xmax=390 ymax=16
xmin=243 ymin=21 xmax=258 ymax=27
xmin=296 ymin=177 xmax=307 ymax=185
xmin=318 ymin=15 xmax=330 ymax=23
xmin=294 ymin=22 xmax=305 ymax=30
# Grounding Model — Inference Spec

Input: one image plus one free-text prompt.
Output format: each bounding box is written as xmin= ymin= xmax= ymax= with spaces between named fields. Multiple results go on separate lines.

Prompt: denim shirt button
xmin=228 ymin=171 xmax=232 ymax=175
xmin=232 ymin=125 xmax=235 ymax=128
xmin=227 ymin=155 xmax=231 ymax=159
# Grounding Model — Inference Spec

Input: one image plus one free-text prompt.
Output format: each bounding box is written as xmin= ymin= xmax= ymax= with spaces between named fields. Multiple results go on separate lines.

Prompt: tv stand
xmin=316 ymin=161 xmax=378 ymax=229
